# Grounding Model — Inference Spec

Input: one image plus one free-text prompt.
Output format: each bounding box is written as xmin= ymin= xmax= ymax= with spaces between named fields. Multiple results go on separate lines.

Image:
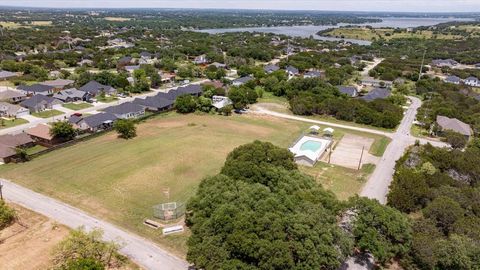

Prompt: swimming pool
xmin=300 ymin=140 xmax=323 ymax=152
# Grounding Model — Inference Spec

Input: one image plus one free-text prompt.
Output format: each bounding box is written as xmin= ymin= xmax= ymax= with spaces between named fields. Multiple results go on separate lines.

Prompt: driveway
xmin=2 ymin=179 xmax=189 ymax=270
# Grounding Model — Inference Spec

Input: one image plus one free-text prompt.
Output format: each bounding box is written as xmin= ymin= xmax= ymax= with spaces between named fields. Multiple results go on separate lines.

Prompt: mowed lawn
xmin=0 ymin=113 xmax=310 ymax=256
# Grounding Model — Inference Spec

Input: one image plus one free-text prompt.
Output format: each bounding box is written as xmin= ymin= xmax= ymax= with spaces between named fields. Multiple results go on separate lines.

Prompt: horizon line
xmin=0 ymin=5 xmax=479 ymax=14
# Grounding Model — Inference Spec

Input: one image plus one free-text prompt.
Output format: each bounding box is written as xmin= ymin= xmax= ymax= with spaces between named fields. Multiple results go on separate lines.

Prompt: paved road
xmin=252 ymin=107 xmax=392 ymax=137
xmin=1 ymin=80 xmax=208 ymax=136
xmin=252 ymin=97 xmax=448 ymax=204
xmin=2 ymin=179 xmax=189 ymax=270
xmin=360 ymin=97 xmax=447 ymax=203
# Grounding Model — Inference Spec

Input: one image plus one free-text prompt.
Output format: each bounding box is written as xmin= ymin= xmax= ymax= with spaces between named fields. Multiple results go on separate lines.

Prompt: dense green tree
xmin=350 ymin=197 xmax=412 ymax=265
xmin=50 ymin=121 xmax=77 ymax=141
xmin=113 ymin=119 xmax=137 ymax=139
xmin=175 ymin=94 xmax=197 ymax=113
xmin=423 ymin=196 xmax=466 ymax=234
xmin=387 ymin=168 xmax=430 ymax=213
xmin=442 ymin=131 xmax=468 ymax=149
xmin=0 ymin=201 xmax=15 ymax=230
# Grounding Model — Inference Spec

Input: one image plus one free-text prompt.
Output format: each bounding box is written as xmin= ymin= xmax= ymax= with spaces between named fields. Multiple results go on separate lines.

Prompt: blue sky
xmin=2 ymin=0 xmax=480 ymax=12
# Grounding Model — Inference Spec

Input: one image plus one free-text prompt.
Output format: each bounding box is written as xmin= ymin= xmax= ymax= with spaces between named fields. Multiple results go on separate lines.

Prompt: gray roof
xmin=234 ymin=76 xmax=253 ymax=84
xmin=304 ymin=70 xmax=322 ymax=77
xmin=177 ymin=84 xmax=203 ymax=95
xmin=17 ymin=84 xmax=54 ymax=93
xmin=0 ymin=70 xmax=18 ymax=79
xmin=436 ymin=115 xmax=472 ymax=136
xmin=445 ymin=76 xmax=461 ymax=83
xmin=286 ymin=66 xmax=299 ymax=74
xmin=40 ymin=79 xmax=75 ymax=88
xmin=104 ymin=102 xmax=145 ymax=115
xmin=0 ymin=90 xmax=26 ymax=100
xmin=361 ymin=88 xmax=391 ymax=101
xmin=133 ymin=96 xmax=174 ymax=110
xmin=20 ymin=94 xmax=61 ymax=108
xmin=337 ymin=86 xmax=358 ymax=97
xmin=79 ymin=81 xmax=116 ymax=95
xmin=68 ymin=115 xmax=83 ymax=125
xmin=465 ymin=76 xmax=479 ymax=82
xmin=53 ymin=88 xmax=87 ymax=101
xmin=82 ymin=113 xmax=117 ymax=128
xmin=264 ymin=64 xmax=280 ymax=73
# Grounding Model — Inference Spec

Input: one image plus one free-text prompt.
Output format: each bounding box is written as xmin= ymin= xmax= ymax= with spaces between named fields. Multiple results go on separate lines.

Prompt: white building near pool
xmin=289 ymin=135 xmax=332 ymax=167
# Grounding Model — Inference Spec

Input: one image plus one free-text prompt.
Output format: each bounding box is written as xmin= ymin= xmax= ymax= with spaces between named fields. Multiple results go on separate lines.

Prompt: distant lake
xmin=197 ymin=17 xmax=475 ymax=45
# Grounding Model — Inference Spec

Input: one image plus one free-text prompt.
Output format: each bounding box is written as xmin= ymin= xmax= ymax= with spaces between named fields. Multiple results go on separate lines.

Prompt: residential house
xmin=20 ymin=95 xmax=63 ymax=113
xmin=17 ymin=84 xmax=55 ymax=96
xmin=304 ymin=70 xmax=323 ymax=79
xmin=264 ymin=64 xmax=280 ymax=74
xmin=49 ymin=70 xmax=61 ymax=78
xmin=40 ymin=79 xmax=75 ymax=90
xmin=0 ymin=70 xmax=18 ymax=81
xmin=117 ymin=56 xmax=133 ymax=68
xmin=124 ymin=65 xmax=140 ymax=74
xmin=336 ymin=86 xmax=359 ymax=97
xmin=79 ymin=81 xmax=117 ymax=96
xmin=210 ymin=62 xmax=228 ymax=69
xmin=159 ymin=72 xmax=175 ymax=84
xmin=103 ymin=102 xmax=145 ymax=119
xmin=68 ymin=114 xmax=83 ymax=128
xmin=233 ymin=76 xmax=253 ymax=87
xmin=464 ymin=76 xmax=480 ymax=87
xmin=177 ymin=84 xmax=203 ymax=97
xmin=0 ymin=102 xmax=30 ymax=118
xmin=0 ymin=133 xmax=35 ymax=163
xmin=53 ymin=88 xmax=90 ymax=102
xmin=78 ymin=113 xmax=117 ymax=132
xmin=444 ymin=75 xmax=461 ymax=85
xmin=27 ymin=124 xmax=59 ymax=147
xmin=133 ymin=96 xmax=174 ymax=112
xmin=212 ymin=96 xmax=232 ymax=109
xmin=193 ymin=55 xmax=209 ymax=65
xmin=78 ymin=59 xmax=93 ymax=66
xmin=286 ymin=66 xmax=300 ymax=79
xmin=361 ymin=78 xmax=393 ymax=88
xmin=432 ymin=59 xmax=458 ymax=68
xmin=436 ymin=115 xmax=473 ymax=139
xmin=361 ymin=88 xmax=391 ymax=102
xmin=475 ymin=63 xmax=480 ymax=69
xmin=140 ymin=51 xmax=153 ymax=59
xmin=0 ymin=90 xmax=27 ymax=103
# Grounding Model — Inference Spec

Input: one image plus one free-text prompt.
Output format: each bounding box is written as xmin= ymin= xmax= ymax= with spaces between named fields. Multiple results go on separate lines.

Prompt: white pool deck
xmin=289 ymin=136 xmax=332 ymax=165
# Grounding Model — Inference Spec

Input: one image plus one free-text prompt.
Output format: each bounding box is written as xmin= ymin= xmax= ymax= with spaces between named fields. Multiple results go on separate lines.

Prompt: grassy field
xmin=97 ymin=96 xmax=119 ymax=103
xmin=0 ymin=118 xmax=29 ymax=129
xmin=0 ymin=81 xmax=15 ymax=87
xmin=62 ymin=103 xmax=93 ymax=111
xmin=0 ymin=113 xmax=312 ymax=256
xmin=32 ymin=109 xmax=64 ymax=118
xmin=323 ymin=27 xmax=463 ymax=41
xmin=104 ymin=17 xmax=132 ymax=22
xmin=0 ymin=21 xmax=52 ymax=28
xmin=300 ymin=162 xmax=374 ymax=200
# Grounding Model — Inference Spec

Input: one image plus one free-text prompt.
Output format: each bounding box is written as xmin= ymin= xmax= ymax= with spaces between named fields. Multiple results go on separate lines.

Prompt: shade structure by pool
xmin=289 ymin=136 xmax=332 ymax=167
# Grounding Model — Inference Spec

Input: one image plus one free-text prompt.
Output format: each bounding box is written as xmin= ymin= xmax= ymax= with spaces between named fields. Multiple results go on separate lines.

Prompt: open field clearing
xmin=0 ymin=204 xmax=70 ymax=270
xmin=323 ymin=28 xmax=463 ymax=41
xmin=0 ymin=113 xmax=387 ymax=255
xmin=104 ymin=17 xmax=132 ymax=22
xmin=0 ymin=118 xmax=29 ymax=129
xmin=62 ymin=102 xmax=94 ymax=111
xmin=0 ymin=21 xmax=52 ymax=28
xmin=0 ymin=113 xmax=310 ymax=255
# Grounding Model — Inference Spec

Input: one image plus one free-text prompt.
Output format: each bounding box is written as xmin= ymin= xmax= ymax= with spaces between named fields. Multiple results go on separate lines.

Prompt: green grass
xmin=96 ymin=96 xmax=119 ymax=103
xmin=300 ymin=162 xmax=371 ymax=200
xmin=0 ymin=113 xmax=310 ymax=256
xmin=25 ymin=145 xmax=48 ymax=155
xmin=32 ymin=110 xmax=64 ymax=118
xmin=369 ymin=137 xmax=391 ymax=157
xmin=0 ymin=118 xmax=29 ymax=129
xmin=62 ymin=103 xmax=93 ymax=111
xmin=258 ymin=92 xmax=289 ymax=106
xmin=411 ymin=125 xmax=431 ymax=139
xmin=323 ymin=27 xmax=463 ymax=41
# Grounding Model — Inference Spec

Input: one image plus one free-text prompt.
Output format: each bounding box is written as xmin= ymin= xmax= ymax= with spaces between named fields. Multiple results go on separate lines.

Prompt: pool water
xmin=300 ymin=140 xmax=323 ymax=152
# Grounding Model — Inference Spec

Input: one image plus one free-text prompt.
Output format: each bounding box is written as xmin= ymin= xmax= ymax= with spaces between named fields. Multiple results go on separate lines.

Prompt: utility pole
xmin=0 ymin=181 xmax=3 ymax=201
xmin=357 ymin=146 xmax=365 ymax=171
xmin=418 ymin=48 xmax=427 ymax=81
